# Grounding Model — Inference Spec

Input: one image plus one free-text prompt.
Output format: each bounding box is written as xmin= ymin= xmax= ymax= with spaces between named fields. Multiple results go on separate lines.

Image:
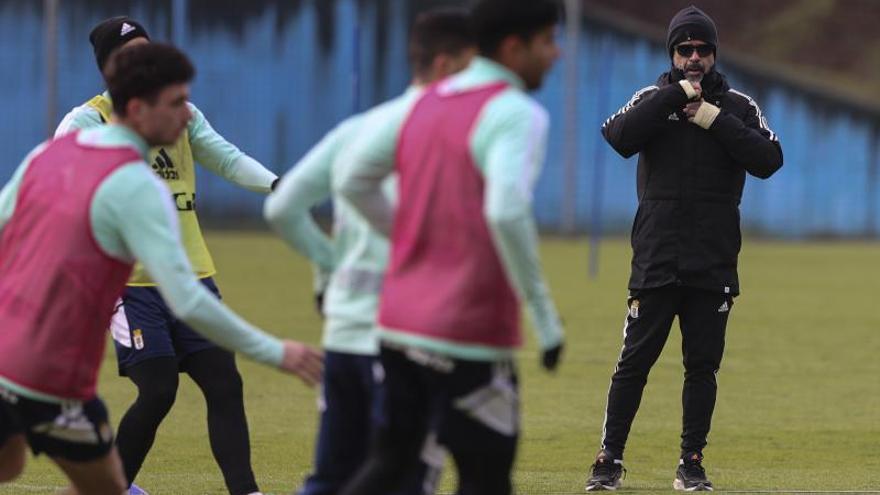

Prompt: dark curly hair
xmin=408 ymin=8 xmax=475 ymax=78
xmin=471 ymin=0 xmax=561 ymax=57
xmin=103 ymin=43 xmax=195 ymax=117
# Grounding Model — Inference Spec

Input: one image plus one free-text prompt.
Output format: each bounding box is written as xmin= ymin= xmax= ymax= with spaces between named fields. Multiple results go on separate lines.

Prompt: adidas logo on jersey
xmin=120 ymin=22 xmax=136 ymax=37
xmin=152 ymin=149 xmax=180 ymax=180
xmin=718 ymin=301 xmax=729 ymax=313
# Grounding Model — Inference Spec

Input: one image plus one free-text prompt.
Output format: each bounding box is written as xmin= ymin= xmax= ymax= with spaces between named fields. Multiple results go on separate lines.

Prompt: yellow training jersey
xmin=86 ymin=95 xmax=216 ymax=285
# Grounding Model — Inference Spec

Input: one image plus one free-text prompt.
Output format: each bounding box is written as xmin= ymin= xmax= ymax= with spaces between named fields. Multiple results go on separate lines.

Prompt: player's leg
xmin=0 ymin=398 xmax=26 ymax=482
xmin=587 ymin=287 xmax=680 ymax=491
xmin=600 ymin=286 xmax=680 ymax=459
xmin=115 ymin=358 xmax=179 ymax=486
xmin=110 ymin=287 xmax=181 ymax=489
xmin=678 ymin=288 xmax=730 ymax=454
xmin=297 ymin=350 xmax=444 ymax=495
xmin=297 ymin=351 xmax=374 ymax=495
xmin=17 ymin=397 xmax=125 ymax=494
xmin=439 ymin=360 xmax=518 ymax=495
xmin=392 ymin=431 xmax=446 ymax=495
xmin=673 ymin=288 xmax=730 ymax=491
xmin=183 ymin=347 xmax=258 ymax=495
xmin=339 ymin=345 xmax=432 ymax=495
xmin=175 ymin=278 xmax=259 ymax=495
xmin=52 ymin=447 xmax=127 ymax=495
xmin=0 ymin=435 xmax=26 ymax=482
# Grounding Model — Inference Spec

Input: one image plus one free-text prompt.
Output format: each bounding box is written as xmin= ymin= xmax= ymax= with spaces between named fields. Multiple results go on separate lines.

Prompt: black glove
xmin=314 ymin=291 xmax=325 ymax=318
xmin=541 ymin=342 xmax=564 ymax=372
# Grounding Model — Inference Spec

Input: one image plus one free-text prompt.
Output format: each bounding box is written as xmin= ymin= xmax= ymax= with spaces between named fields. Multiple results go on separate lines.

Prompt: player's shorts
xmin=111 ymin=277 xmax=221 ymax=375
xmin=371 ymin=342 xmax=518 ymax=490
xmin=0 ymin=385 xmax=114 ymax=462
xmin=298 ymin=351 xmax=444 ymax=495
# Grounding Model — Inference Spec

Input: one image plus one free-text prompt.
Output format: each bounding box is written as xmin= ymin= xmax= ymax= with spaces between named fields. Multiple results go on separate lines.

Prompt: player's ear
xmin=433 ymin=53 xmax=452 ymax=78
xmin=496 ymin=35 xmax=524 ymax=66
xmin=124 ymin=99 xmax=136 ymax=119
xmin=127 ymin=98 xmax=146 ymax=120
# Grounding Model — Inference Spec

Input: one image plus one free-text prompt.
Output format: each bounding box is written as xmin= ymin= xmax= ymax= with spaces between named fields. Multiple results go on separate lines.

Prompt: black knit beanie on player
xmin=90 ymin=16 xmax=151 ymax=71
xmin=666 ymin=5 xmax=717 ymax=58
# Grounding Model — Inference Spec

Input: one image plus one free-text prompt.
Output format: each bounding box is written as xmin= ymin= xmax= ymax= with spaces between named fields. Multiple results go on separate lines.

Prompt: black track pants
xmin=599 ymin=285 xmax=732 ymax=459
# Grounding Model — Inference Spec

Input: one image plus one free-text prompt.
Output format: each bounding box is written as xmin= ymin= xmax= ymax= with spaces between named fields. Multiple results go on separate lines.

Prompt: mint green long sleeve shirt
xmin=55 ymin=95 xmax=277 ymax=192
xmin=264 ymin=87 xmax=421 ymax=355
xmin=0 ymin=125 xmax=284 ymax=402
xmin=336 ymin=57 xmax=565 ymax=361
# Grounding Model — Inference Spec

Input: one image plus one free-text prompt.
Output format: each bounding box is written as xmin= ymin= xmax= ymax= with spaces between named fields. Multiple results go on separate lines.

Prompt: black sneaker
xmin=673 ymin=452 xmax=713 ymax=491
xmin=585 ymin=451 xmax=625 ymax=491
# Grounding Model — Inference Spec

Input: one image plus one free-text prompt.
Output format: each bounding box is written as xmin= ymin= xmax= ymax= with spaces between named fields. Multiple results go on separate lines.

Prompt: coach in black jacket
xmin=585 ymin=6 xmax=783 ymax=493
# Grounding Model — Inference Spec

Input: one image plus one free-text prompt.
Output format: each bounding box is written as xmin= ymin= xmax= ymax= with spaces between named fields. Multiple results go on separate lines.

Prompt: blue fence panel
xmin=1 ymin=1 xmax=878 ymax=237
xmin=554 ymin=21 xmax=880 ymax=237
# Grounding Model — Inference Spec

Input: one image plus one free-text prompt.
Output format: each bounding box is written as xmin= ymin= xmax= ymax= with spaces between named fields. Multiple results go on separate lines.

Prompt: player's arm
xmin=187 ymin=103 xmax=278 ymax=193
xmin=54 ymin=105 xmax=104 ymax=137
xmin=335 ymin=100 xmax=412 ymax=236
xmin=694 ymin=93 xmax=783 ymax=179
xmin=263 ymin=119 xmax=356 ymax=274
xmin=264 ymin=119 xmax=357 ymax=313
xmin=475 ymin=93 xmax=565 ymax=371
xmin=602 ymin=83 xmax=690 ymax=158
xmin=91 ymin=164 xmax=322 ymax=384
xmin=0 ymin=143 xmax=48 ymax=233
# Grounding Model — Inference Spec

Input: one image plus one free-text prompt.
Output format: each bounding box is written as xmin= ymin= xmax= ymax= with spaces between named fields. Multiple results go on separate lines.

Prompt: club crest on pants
xmin=629 ymin=299 xmax=640 ymax=319
xmin=132 ymin=329 xmax=144 ymax=350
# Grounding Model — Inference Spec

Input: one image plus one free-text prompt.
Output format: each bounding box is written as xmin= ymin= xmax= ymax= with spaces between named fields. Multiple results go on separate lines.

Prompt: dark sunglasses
xmin=675 ymin=44 xmax=714 ymax=58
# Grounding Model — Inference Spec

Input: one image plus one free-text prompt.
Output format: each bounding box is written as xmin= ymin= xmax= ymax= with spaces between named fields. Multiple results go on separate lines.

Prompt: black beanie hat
xmin=89 ymin=16 xmax=150 ymax=71
xmin=666 ymin=6 xmax=717 ymax=58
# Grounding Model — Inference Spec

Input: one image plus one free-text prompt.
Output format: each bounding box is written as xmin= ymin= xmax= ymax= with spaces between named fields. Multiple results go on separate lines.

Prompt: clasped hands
xmin=678 ymin=79 xmax=720 ymax=129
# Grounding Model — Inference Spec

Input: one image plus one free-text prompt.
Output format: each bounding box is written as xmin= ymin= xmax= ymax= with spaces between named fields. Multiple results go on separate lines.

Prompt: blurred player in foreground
xmin=265 ymin=9 xmax=477 ymax=494
xmin=0 ymin=43 xmax=321 ymax=495
xmin=56 ymin=16 xmax=281 ymax=495
xmin=336 ymin=0 xmax=564 ymax=493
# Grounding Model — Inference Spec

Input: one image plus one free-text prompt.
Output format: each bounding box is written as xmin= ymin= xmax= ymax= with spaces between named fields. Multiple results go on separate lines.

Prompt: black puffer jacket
xmin=601 ymin=68 xmax=783 ymax=295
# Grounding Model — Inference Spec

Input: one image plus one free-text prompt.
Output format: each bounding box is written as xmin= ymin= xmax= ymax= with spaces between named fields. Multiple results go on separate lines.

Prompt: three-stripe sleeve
xmin=602 ymin=86 xmax=658 ymax=129
xmin=728 ymin=89 xmax=778 ymax=142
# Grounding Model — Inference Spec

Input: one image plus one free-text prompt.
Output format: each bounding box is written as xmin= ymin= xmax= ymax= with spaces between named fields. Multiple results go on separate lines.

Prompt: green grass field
xmin=3 ymin=232 xmax=879 ymax=494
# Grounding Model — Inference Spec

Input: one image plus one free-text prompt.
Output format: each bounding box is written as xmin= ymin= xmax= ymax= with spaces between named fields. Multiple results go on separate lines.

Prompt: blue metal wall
xmin=2 ymin=1 xmax=878 ymax=237
xmin=535 ymin=25 xmax=880 ymax=237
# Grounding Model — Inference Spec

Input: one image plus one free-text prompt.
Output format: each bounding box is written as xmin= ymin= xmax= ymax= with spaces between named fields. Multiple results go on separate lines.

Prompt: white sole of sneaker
xmin=674 ymin=479 xmax=713 ymax=491
xmin=586 ymin=481 xmax=620 ymax=491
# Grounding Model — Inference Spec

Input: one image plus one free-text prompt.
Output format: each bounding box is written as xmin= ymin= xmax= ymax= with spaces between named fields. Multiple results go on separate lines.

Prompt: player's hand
xmin=679 ymin=79 xmax=702 ymax=100
xmin=541 ymin=342 xmax=564 ymax=372
xmin=280 ymin=340 xmax=324 ymax=386
xmin=312 ymin=266 xmax=330 ymax=318
xmin=685 ymin=100 xmax=721 ymax=129
xmin=689 ymin=80 xmax=702 ymax=99
xmin=683 ymin=101 xmax=703 ymax=119
xmin=314 ymin=291 xmax=325 ymax=318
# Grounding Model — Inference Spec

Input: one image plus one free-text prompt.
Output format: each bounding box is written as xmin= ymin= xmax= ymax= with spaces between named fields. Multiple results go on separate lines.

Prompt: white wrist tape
xmin=692 ymin=102 xmax=720 ymax=129
xmin=679 ymin=80 xmax=698 ymax=99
